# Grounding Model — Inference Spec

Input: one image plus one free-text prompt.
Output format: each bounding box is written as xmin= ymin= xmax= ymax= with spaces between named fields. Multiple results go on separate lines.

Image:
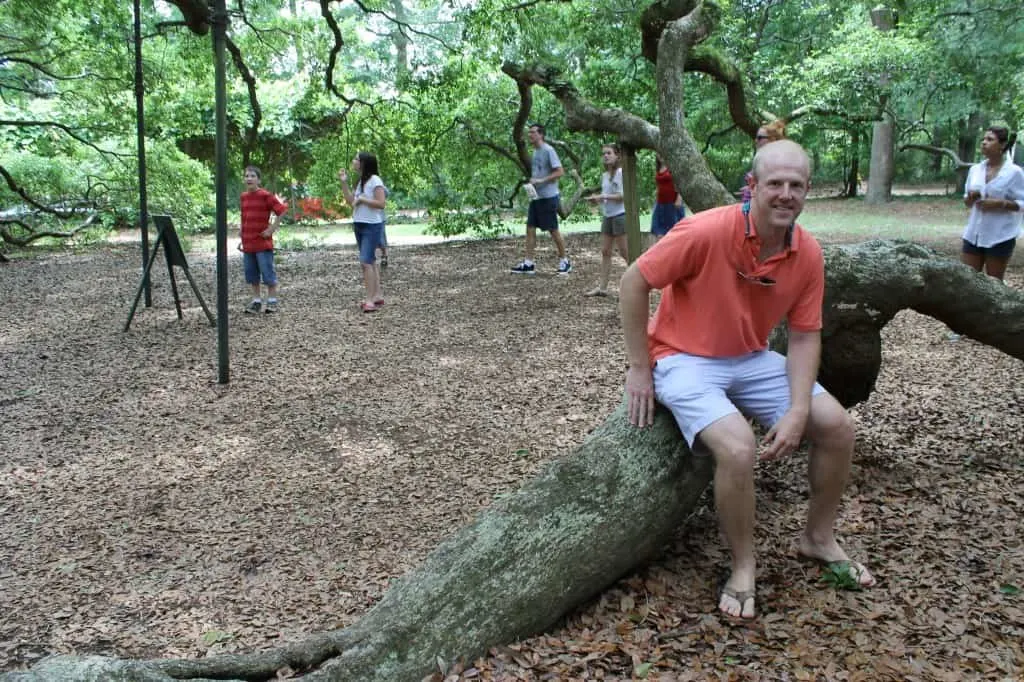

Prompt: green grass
xmin=142 ymin=195 xmax=970 ymax=253
xmin=799 ymin=195 xmax=965 ymax=241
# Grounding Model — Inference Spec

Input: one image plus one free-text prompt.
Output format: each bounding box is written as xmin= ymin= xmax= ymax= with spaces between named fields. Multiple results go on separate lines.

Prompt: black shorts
xmin=527 ymin=196 xmax=560 ymax=232
xmin=962 ymin=237 xmax=1016 ymax=258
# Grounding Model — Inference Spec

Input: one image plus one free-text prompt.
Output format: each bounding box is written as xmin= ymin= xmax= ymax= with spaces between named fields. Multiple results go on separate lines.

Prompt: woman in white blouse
xmin=962 ymin=126 xmax=1024 ymax=281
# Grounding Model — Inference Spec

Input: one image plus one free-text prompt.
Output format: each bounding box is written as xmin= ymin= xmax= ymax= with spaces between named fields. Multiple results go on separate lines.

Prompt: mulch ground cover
xmin=1 ymin=219 xmax=1022 ymax=681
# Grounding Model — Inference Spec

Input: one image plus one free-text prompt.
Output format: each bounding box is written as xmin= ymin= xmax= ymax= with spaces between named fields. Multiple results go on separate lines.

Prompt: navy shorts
xmin=651 ymin=202 xmax=685 ymax=236
xmin=962 ymin=238 xmax=1015 ymax=259
xmin=527 ymin=196 xmax=560 ymax=232
xmin=243 ymin=250 xmax=277 ymax=286
xmin=354 ymin=221 xmax=384 ymax=264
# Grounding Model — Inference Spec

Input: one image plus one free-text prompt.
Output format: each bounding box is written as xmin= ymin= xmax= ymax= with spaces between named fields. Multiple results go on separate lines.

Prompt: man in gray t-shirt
xmin=511 ymin=123 xmax=572 ymax=275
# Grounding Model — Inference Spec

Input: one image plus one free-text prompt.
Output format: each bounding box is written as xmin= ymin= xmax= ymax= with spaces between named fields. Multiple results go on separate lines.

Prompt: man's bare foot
xmin=796 ymin=536 xmax=875 ymax=587
xmin=719 ymin=584 xmax=756 ymax=619
xmin=718 ymin=568 xmax=757 ymax=619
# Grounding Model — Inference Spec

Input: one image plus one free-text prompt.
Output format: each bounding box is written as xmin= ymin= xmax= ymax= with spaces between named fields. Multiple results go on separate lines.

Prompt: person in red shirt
xmin=620 ymin=140 xmax=874 ymax=620
xmin=239 ymin=166 xmax=288 ymax=313
xmin=651 ymin=156 xmax=685 ymax=241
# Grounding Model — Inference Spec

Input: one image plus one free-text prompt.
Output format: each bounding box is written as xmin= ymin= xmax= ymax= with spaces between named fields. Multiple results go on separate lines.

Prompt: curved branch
xmin=639 ymin=0 xmax=758 ymax=136
xmin=897 ymin=144 xmax=971 ymax=170
xmin=686 ymin=47 xmax=759 ymax=136
xmin=224 ymin=37 xmax=261 ymax=167
xmin=457 ymin=117 xmax=523 ymax=171
xmin=501 ymin=63 xmax=660 ymax=149
xmin=502 ymin=0 xmax=573 ymax=9
xmin=786 ymin=104 xmax=881 ymax=125
xmin=0 ymin=165 xmax=88 ymax=218
xmin=318 ymin=0 xmax=361 ymax=115
xmin=511 ymin=78 xmax=534 ymax=173
xmin=348 ymin=0 xmax=458 ymax=52
xmin=655 ymin=0 xmax=735 ymax=211
xmin=0 ymin=57 xmax=98 ymax=82
xmin=164 ymin=0 xmax=211 ymax=35
xmin=0 ymin=119 xmax=131 ymax=159
xmin=0 ymin=214 xmax=101 ymax=248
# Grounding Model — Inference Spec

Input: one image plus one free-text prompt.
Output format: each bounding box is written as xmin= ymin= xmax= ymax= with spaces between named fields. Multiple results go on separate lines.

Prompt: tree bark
xmin=864 ymin=6 xmax=896 ymax=205
xmin=843 ymin=127 xmax=860 ymax=198
xmin=865 ymin=112 xmax=895 ymax=204
xmin=5 ymin=242 xmax=1024 ymax=682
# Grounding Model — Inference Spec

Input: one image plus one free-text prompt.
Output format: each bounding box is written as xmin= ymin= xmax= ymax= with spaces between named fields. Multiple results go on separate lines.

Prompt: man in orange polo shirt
xmin=620 ymin=140 xmax=874 ymax=620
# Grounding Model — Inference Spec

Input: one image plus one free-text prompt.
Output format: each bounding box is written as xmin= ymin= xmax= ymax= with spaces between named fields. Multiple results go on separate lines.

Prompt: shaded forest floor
xmin=1 ymin=221 xmax=1023 ymax=680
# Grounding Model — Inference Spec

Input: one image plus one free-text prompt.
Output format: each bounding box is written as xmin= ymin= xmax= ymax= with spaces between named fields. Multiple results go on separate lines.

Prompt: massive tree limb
xmin=655 ymin=0 xmax=735 ymax=211
xmin=5 ymin=242 xmax=1023 ymax=681
xmin=501 ymin=60 xmax=733 ymax=212
xmin=640 ymin=0 xmax=760 ymax=136
xmin=164 ymin=0 xmax=211 ymax=35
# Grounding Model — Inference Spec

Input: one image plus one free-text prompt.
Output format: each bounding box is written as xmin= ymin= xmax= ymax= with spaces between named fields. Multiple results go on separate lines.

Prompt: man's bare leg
xmin=698 ymin=413 xmax=759 ymax=618
xmin=797 ymin=393 xmax=875 ymax=586
xmin=525 ymin=226 xmax=537 ymax=261
xmin=550 ymin=228 xmax=567 ymax=260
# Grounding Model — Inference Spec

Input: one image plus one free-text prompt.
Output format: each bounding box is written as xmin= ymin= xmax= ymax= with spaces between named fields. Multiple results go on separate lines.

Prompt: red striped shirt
xmin=240 ymin=188 xmax=287 ymax=252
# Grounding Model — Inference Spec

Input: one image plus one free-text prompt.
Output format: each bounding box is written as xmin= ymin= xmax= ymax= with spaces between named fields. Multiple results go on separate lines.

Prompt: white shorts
xmin=653 ymin=350 xmax=826 ymax=450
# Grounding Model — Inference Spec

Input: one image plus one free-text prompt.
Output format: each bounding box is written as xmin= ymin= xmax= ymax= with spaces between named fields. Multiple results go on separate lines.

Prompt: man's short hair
xmin=244 ymin=165 xmax=262 ymax=179
xmin=528 ymin=123 xmax=546 ymax=138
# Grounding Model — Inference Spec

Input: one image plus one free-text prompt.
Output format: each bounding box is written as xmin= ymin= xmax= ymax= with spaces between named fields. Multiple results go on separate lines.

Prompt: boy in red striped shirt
xmin=239 ymin=166 xmax=288 ymax=313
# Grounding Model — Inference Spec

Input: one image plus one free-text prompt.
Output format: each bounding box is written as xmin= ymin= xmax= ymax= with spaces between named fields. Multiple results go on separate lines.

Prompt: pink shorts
xmin=653 ymin=350 xmax=825 ymax=450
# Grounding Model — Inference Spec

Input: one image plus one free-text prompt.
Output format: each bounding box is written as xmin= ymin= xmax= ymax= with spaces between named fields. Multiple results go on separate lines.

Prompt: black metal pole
xmin=133 ymin=0 xmax=151 ymax=307
xmin=212 ymin=0 xmax=230 ymax=383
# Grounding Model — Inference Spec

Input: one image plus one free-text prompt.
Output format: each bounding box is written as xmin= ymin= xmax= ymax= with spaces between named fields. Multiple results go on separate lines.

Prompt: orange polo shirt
xmin=637 ymin=204 xmax=824 ymax=361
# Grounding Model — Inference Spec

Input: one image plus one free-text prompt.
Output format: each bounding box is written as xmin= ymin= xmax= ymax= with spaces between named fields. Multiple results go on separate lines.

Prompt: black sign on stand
xmin=124 ymin=215 xmax=216 ymax=330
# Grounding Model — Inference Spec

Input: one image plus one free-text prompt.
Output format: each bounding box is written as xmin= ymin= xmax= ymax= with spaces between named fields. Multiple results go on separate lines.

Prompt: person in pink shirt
xmin=620 ymin=140 xmax=874 ymax=620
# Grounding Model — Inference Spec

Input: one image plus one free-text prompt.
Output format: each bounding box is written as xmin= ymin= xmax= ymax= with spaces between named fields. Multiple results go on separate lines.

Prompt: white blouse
xmin=352 ymin=174 xmax=386 ymax=224
xmin=962 ymin=160 xmax=1024 ymax=247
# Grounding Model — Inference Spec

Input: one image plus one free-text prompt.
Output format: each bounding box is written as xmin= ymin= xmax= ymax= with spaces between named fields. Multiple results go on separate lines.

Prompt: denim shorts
xmin=651 ymin=202 xmax=685 ymax=236
xmin=962 ymin=237 xmax=1015 ymax=258
xmin=354 ymin=221 xmax=385 ymax=264
xmin=653 ymin=350 xmax=825 ymax=450
xmin=527 ymin=196 xmax=560 ymax=232
xmin=243 ymin=250 xmax=277 ymax=286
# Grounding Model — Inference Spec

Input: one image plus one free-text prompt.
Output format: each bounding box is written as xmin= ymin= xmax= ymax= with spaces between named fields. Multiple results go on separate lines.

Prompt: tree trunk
xmin=865 ymin=112 xmax=895 ymax=204
xmin=865 ymin=6 xmax=895 ymax=205
xmin=844 ymin=127 xmax=860 ymax=198
xmin=5 ymin=242 xmax=1024 ymax=682
xmin=956 ymin=112 xmax=984 ymax=195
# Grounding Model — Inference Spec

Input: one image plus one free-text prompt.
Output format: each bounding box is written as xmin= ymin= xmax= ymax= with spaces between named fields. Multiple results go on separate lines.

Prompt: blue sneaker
xmin=511 ymin=261 xmax=536 ymax=274
xmin=558 ymin=258 xmax=572 ymax=275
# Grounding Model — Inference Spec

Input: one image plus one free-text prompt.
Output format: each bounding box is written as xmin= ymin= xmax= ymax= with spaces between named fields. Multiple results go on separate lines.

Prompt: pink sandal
xmin=361 ymin=302 xmax=379 ymax=313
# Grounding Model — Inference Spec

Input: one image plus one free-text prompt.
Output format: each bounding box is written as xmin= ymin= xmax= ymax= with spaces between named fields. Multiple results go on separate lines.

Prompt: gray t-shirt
xmin=601 ymin=168 xmax=625 ymax=217
xmin=531 ymin=143 xmax=562 ymax=199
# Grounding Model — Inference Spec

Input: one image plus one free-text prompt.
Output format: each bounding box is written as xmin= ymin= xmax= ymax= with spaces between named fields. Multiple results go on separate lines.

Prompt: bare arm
xmin=531 ymin=165 xmax=564 ymax=185
xmin=975 ymin=198 xmax=1021 ymax=212
xmin=619 ymin=263 xmax=656 ymax=427
xmin=262 ymin=211 xmax=282 ymax=238
xmin=338 ymin=169 xmax=356 ymax=206
xmin=761 ymin=329 xmax=820 ymax=459
xmin=358 ymin=186 xmax=387 ymax=210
